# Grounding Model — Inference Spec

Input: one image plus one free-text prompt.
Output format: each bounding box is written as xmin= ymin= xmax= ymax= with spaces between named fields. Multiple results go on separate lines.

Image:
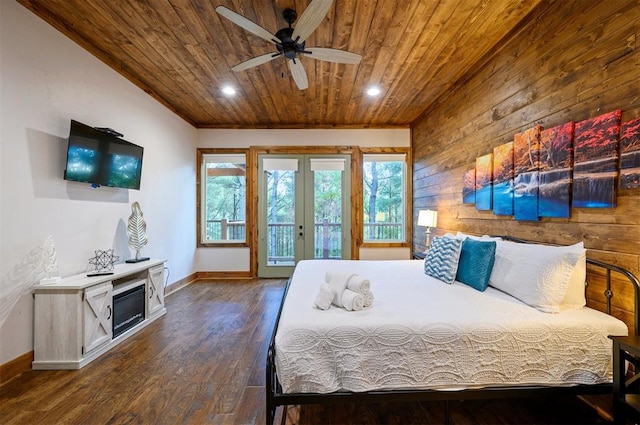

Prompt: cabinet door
xmin=147 ymin=264 xmax=165 ymax=317
xmin=83 ymin=282 xmax=113 ymax=354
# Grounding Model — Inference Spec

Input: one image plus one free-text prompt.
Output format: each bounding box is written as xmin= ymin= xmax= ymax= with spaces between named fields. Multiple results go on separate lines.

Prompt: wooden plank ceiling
xmin=17 ymin=0 xmax=543 ymax=128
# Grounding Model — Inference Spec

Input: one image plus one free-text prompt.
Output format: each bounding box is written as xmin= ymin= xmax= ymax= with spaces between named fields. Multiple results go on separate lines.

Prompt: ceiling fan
xmin=215 ymin=0 xmax=362 ymax=90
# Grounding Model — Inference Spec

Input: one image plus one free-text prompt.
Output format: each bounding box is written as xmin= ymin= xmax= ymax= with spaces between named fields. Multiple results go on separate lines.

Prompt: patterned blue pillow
xmin=424 ymin=236 xmax=463 ymax=284
xmin=455 ymin=238 xmax=496 ymax=291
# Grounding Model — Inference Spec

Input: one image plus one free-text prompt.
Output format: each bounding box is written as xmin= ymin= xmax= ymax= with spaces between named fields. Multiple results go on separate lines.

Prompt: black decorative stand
xmin=126 ymin=257 xmax=150 ymax=263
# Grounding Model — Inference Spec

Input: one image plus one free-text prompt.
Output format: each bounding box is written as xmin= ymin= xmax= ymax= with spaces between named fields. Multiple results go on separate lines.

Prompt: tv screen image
xmin=64 ymin=120 xmax=143 ymax=190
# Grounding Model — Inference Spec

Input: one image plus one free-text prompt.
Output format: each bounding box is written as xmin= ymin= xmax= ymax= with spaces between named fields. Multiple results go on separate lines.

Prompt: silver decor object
xmin=39 ymin=235 xmax=62 ymax=284
xmin=126 ymin=201 xmax=150 ymax=263
xmin=87 ymin=249 xmax=119 ymax=276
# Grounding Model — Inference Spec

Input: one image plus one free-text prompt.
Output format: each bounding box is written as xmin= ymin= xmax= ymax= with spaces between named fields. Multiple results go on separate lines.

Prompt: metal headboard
xmin=498 ymin=235 xmax=640 ymax=335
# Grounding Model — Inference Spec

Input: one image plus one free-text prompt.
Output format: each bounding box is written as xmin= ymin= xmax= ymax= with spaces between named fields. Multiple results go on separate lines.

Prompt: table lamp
xmin=418 ymin=209 xmax=438 ymax=252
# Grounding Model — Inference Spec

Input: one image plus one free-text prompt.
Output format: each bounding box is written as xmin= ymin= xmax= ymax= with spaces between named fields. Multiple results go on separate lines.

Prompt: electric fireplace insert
xmin=112 ymin=284 xmax=145 ymax=337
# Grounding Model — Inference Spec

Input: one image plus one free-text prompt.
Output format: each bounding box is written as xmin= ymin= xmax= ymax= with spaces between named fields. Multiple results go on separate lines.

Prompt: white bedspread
xmin=274 ymin=260 xmax=628 ymax=394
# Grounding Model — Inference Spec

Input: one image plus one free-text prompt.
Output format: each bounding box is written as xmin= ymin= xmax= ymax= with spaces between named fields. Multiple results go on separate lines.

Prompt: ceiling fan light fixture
xmin=366 ymin=86 xmax=381 ymax=97
xmin=221 ymin=85 xmax=237 ymax=96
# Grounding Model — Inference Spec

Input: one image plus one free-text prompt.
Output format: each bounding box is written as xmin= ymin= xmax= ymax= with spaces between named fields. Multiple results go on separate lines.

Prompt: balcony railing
xmin=206 ymin=218 xmax=246 ymax=241
xmin=206 ymin=219 xmax=402 ymax=263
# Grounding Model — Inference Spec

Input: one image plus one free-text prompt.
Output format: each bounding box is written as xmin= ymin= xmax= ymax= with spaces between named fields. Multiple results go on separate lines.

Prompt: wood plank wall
xmin=412 ymin=0 xmax=640 ymax=331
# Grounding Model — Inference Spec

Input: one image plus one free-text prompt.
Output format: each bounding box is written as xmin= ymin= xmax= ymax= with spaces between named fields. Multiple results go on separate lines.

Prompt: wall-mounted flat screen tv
xmin=64 ymin=120 xmax=144 ymax=190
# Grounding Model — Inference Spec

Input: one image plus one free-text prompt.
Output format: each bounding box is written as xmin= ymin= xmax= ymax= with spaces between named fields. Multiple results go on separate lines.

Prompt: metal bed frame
xmin=265 ymin=239 xmax=640 ymax=424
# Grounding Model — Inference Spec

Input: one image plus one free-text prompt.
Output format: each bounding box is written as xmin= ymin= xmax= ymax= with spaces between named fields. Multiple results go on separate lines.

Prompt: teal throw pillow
xmin=456 ymin=238 xmax=497 ymax=291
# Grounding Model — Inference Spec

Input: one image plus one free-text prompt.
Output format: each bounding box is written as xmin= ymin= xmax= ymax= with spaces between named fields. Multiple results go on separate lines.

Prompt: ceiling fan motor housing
xmin=275 ymin=27 xmax=305 ymax=59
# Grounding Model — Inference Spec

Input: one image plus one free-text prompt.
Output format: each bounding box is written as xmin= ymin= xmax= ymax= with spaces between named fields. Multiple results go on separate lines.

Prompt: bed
xmin=266 ymin=236 xmax=640 ymax=424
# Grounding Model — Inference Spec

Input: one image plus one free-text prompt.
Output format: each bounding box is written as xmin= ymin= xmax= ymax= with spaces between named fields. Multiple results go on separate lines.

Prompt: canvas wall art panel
xmin=573 ymin=110 xmax=621 ymax=208
xmin=538 ymin=122 xmax=574 ymax=218
xmin=620 ymin=117 xmax=640 ymax=189
xmin=475 ymin=153 xmax=493 ymax=211
xmin=513 ymin=126 xmax=542 ymax=221
xmin=462 ymin=168 xmax=476 ymax=204
xmin=492 ymin=142 xmax=514 ymax=215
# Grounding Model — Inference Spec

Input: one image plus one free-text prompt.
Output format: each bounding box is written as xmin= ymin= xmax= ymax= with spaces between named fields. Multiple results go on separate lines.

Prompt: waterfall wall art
xmin=573 ymin=110 xmax=621 ymax=208
xmin=475 ymin=153 xmax=493 ymax=211
xmin=492 ymin=142 xmax=514 ymax=216
xmin=463 ymin=109 xmax=637 ymax=219
xmin=539 ymin=122 xmax=574 ymax=218
xmin=513 ymin=126 xmax=541 ymax=221
xmin=463 ymin=169 xmax=476 ymax=204
xmin=620 ymin=117 xmax=640 ymax=189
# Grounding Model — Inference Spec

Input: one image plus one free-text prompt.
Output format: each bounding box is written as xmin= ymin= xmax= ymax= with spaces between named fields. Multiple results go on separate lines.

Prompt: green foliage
xmin=363 ymin=161 xmax=403 ymax=223
xmin=314 ymin=170 xmax=342 ymax=222
xmin=204 ymin=163 xmax=246 ymax=241
xmin=206 ymin=175 xmax=245 ymax=221
xmin=266 ymin=170 xmax=295 ymax=222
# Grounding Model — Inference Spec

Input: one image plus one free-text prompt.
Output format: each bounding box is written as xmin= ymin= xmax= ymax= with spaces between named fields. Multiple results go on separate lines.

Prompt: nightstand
xmin=610 ymin=335 xmax=640 ymax=423
xmin=413 ymin=251 xmax=426 ymax=260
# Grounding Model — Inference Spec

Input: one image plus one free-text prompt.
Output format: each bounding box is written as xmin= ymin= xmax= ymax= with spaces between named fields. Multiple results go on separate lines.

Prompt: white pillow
xmin=488 ymin=240 xmax=582 ymax=313
xmin=455 ymin=231 xmax=502 ymax=241
xmin=561 ymin=248 xmax=587 ymax=309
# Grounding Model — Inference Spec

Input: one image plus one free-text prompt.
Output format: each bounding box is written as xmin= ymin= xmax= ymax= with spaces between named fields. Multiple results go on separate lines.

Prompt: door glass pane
xmin=313 ymin=169 xmax=342 ymax=259
xmin=266 ymin=169 xmax=296 ymax=266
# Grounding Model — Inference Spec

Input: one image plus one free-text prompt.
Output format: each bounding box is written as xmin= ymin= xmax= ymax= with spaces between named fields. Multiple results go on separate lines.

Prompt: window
xmin=200 ymin=153 xmax=247 ymax=244
xmin=363 ymin=153 xmax=407 ymax=242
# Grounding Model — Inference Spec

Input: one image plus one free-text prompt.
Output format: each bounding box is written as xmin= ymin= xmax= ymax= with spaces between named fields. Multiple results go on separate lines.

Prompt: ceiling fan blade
xmin=291 ymin=0 xmax=334 ymax=44
xmin=215 ymin=6 xmax=277 ymax=45
xmin=304 ymin=47 xmax=362 ymax=64
xmin=288 ymin=59 xmax=308 ymax=90
xmin=232 ymin=53 xmax=281 ymax=72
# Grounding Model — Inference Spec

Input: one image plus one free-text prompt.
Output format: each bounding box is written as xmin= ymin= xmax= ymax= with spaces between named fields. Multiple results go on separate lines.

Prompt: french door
xmin=257 ymin=154 xmax=351 ymax=277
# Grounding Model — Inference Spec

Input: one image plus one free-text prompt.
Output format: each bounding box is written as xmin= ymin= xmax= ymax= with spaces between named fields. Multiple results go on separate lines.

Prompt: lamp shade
xmin=417 ymin=209 xmax=438 ymax=228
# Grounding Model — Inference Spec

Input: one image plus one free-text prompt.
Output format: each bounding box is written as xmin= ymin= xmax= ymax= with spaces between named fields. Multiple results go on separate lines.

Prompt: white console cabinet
xmin=33 ymin=259 xmax=166 ymax=370
xmin=147 ymin=264 xmax=165 ymax=317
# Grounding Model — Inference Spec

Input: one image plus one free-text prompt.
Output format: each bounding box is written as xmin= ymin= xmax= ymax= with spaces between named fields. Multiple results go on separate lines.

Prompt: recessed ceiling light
xmin=366 ymin=86 xmax=381 ymax=96
xmin=222 ymin=86 xmax=237 ymax=96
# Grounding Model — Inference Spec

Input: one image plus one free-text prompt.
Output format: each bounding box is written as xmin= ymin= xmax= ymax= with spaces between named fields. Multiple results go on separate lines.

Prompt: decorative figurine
xmin=39 ymin=235 xmax=62 ymax=284
xmin=87 ymin=249 xmax=119 ymax=276
xmin=126 ymin=202 xmax=150 ymax=263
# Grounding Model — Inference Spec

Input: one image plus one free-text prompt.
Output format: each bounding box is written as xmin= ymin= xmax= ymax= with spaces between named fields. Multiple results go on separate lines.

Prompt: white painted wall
xmin=196 ymin=129 xmax=411 ymax=271
xmin=198 ymin=128 xmax=410 ymax=149
xmin=0 ymin=2 xmax=197 ymax=365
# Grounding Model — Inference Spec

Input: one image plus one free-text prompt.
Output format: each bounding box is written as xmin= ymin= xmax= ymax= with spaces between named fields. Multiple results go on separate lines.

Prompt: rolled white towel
xmin=341 ymin=289 xmax=364 ymax=311
xmin=363 ymin=291 xmax=374 ymax=308
xmin=347 ymin=276 xmax=370 ymax=294
xmin=314 ymin=283 xmax=335 ymax=310
xmin=327 ymin=273 xmax=355 ymax=307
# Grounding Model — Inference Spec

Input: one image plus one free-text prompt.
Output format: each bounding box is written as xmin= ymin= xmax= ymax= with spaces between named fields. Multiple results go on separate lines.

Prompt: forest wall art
xmin=464 ymin=109 xmax=638 ymax=220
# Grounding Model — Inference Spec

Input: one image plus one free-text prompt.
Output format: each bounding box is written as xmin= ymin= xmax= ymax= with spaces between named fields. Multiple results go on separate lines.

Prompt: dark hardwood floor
xmin=0 ymin=279 xmax=630 ymax=424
